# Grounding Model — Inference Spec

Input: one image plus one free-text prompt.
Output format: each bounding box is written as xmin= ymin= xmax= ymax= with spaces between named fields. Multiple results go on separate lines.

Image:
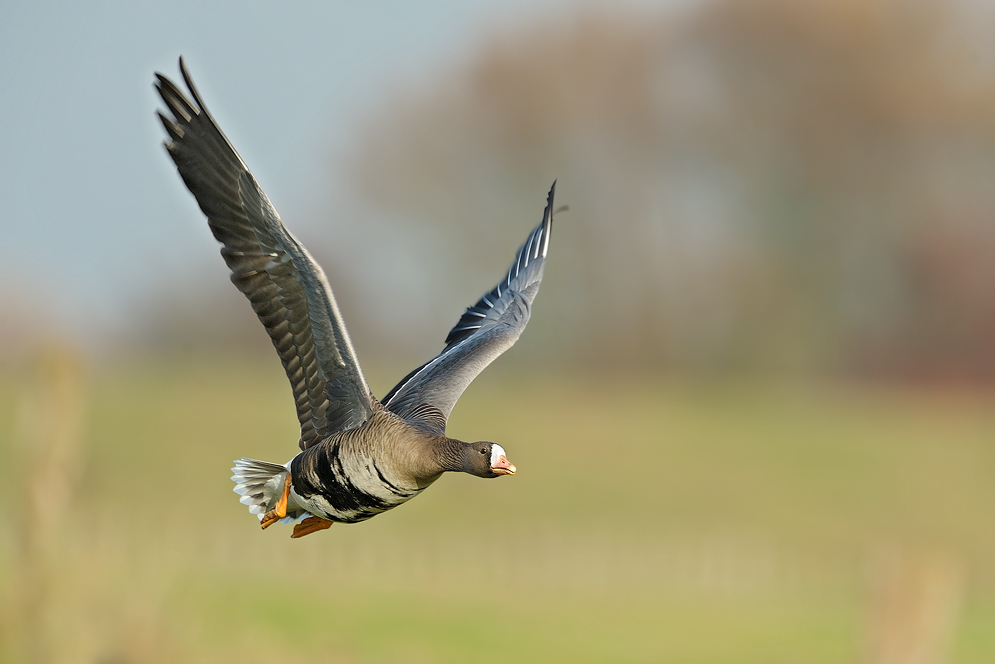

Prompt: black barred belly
xmin=291 ymin=441 xmax=418 ymax=524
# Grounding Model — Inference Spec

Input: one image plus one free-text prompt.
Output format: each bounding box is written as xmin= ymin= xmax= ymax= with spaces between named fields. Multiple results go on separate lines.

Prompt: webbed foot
xmin=291 ymin=516 xmax=334 ymax=538
xmin=260 ymin=472 xmax=293 ymax=529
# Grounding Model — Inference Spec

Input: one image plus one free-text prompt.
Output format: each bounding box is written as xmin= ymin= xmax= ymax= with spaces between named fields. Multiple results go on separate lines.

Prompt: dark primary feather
xmin=383 ymin=183 xmax=556 ymax=434
xmin=155 ymin=58 xmax=373 ymax=449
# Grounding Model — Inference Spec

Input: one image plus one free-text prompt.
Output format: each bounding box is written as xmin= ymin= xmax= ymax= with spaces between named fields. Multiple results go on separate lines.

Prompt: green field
xmin=2 ymin=356 xmax=995 ymax=663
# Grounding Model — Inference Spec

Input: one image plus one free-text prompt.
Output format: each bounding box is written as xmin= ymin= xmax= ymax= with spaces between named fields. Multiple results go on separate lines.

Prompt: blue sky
xmin=0 ymin=0 xmax=668 ymax=347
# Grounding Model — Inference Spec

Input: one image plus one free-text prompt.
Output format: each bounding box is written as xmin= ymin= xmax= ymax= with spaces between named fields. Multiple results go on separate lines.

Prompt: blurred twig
xmin=864 ymin=546 xmax=965 ymax=664
xmin=3 ymin=346 xmax=86 ymax=664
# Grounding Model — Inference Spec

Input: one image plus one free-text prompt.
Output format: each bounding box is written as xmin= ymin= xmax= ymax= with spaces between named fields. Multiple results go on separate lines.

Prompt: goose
xmin=154 ymin=58 xmax=555 ymax=538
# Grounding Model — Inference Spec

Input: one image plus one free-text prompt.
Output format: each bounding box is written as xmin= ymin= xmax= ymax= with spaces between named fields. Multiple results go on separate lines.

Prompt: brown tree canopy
xmin=338 ymin=0 xmax=995 ymax=380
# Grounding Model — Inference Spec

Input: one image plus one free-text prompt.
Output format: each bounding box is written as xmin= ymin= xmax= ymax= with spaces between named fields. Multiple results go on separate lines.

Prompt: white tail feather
xmin=230 ymin=457 xmax=305 ymax=523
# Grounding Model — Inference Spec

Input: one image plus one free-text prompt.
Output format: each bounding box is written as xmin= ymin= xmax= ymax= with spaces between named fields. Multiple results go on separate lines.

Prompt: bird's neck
xmin=431 ymin=436 xmax=471 ymax=474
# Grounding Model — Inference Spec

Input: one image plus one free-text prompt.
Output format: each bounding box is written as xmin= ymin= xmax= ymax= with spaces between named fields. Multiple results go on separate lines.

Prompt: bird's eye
xmin=481 ymin=448 xmax=488 ymax=455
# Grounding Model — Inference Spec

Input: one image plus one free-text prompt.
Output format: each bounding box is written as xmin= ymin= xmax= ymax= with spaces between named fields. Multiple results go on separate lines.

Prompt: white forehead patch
xmin=490 ymin=444 xmax=507 ymax=467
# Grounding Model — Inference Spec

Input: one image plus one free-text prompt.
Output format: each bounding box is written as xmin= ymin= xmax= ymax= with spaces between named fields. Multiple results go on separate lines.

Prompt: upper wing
xmin=382 ymin=183 xmax=556 ymax=434
xmin=155 ymin=57 xmax=373 ymax=450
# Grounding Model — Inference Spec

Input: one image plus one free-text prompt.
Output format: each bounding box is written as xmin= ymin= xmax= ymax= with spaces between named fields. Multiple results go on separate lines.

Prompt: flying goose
xmin=154 ymin=58 xmax=555 ymax=537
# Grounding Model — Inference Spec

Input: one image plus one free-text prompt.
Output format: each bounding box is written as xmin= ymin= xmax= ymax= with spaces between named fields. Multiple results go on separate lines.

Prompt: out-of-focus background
xmin=2 ymin=0 xmax=995 ymax=662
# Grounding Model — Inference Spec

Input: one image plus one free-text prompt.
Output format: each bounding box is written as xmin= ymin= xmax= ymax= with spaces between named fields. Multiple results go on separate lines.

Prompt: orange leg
xmin=260 ymin=472 xmax=293 ymax=529
xmin=291 ymin=516 xmax=334 ymax=538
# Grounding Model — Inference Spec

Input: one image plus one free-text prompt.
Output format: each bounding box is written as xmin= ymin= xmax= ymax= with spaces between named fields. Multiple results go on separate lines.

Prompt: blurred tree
xmin=341 ymin=0 xmax=995 ymax=379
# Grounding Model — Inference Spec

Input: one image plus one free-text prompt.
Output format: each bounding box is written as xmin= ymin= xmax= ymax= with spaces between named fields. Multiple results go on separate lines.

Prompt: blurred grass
xmin=1 ymin=356 xmax=995 ymax=662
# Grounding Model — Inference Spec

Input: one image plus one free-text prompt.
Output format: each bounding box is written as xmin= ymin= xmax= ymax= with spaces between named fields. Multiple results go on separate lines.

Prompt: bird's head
xmin=462 ymin=441 xmax=516 ymax=478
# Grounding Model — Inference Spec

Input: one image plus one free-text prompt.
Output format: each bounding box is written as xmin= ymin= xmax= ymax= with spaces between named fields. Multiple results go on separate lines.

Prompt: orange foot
xmin=260 ymin=472 xmax=293 ymax=529
xmin=291 ymin=516 xmax=334 ymax=538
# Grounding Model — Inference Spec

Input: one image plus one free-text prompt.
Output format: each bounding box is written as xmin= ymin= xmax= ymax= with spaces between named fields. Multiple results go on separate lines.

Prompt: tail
xmin=230 ymin=457 xmax=305 ymax=524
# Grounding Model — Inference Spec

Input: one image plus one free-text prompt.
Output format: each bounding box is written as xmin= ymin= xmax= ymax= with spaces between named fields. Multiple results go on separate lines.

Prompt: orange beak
xmin=490 ymin=454 xmax=517 ymax=476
